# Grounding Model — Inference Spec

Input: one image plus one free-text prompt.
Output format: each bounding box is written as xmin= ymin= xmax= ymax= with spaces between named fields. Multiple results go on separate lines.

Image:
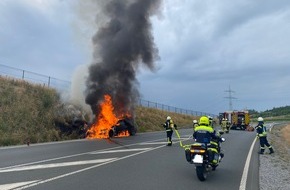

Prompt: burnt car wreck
xmin=108 ymin=117 xmax=137 ymax=138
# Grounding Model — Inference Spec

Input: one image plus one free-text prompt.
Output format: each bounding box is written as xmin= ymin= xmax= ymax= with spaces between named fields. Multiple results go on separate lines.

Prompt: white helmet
xmin=167 ymin=116 xmax=171 ymax=120
xmin=193 ymin=120 xmax=198 ymax=124
xmin=258 ymin=117 xmax=263 ymax=122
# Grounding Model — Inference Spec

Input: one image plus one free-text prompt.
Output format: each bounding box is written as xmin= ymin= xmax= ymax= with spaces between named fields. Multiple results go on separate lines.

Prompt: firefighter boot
xmin=258 ymin=149 xmax=264 ymax=154
xmin=269 ymin=148 xmax=274 ymax=154
xmin=167 ymin=137 xmax=172 ymax=146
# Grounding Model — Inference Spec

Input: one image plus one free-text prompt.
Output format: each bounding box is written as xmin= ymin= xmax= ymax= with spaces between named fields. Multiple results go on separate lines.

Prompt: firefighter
xmin=208 ymin=116 xmax=213 ymax=128
xmin=241 ymin=118 xmax=245 ymax=130
xmin=255 ymin=117 xmax=274 ymax=154
xmin=221 ymin=118 xmax=227 ymax=132
xmin=163 ymin=116 xmax=175 ymax=146
xmin=193 ymin=119 xmax=199 ymax=131
xmin=193 ymin=116 xmax=221 ymax=165
xmin=225 ymin=118 xmax=231 ymax=133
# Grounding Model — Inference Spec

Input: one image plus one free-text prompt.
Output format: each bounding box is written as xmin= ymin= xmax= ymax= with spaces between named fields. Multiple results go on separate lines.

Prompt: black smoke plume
xmin=85 ymin=0 xmax=161 ymax=117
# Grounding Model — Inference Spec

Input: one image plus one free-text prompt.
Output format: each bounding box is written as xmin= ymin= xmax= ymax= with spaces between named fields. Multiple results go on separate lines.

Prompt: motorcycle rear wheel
xmin=196 ymin=166 xmax=207 ymax=181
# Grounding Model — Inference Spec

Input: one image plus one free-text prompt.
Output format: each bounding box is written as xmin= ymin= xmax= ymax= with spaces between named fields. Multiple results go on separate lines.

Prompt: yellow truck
xmin=219 ymin=110 xmax=250 ymax=130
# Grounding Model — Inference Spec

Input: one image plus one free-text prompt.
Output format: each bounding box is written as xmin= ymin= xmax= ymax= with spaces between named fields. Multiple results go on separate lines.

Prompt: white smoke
xmin=69 ymin=64 xmax=92 ymax=116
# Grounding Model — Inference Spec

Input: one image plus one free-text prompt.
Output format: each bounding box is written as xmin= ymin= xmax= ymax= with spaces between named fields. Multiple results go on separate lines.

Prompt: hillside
xmin=135 ymin=106 xmax=197 ymax=132
xmin=249 ymin=106 xmax=290 ymax=121
xmin=0 ymin=77 xmax=59 ymax=145
xmin=0 ymin=77 xmax=195 ymax=146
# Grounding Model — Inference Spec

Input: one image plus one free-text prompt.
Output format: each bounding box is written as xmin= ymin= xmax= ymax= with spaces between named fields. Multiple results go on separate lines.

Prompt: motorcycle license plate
xmin=193 ymin=154 xmax=203 ymax=163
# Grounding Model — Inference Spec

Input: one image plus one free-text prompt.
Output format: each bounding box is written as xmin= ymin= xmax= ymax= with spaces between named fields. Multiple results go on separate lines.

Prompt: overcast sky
xmin=1 ymin=0 xmax=290 ymax=114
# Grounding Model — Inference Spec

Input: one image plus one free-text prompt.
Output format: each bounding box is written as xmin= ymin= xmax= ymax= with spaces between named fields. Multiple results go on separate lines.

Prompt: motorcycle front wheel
xmin=196 ymin=166 xmax=207 ymax=181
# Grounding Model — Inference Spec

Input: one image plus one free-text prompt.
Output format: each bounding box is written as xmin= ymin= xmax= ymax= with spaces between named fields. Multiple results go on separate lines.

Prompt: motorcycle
xmin=184 ymin=133 xmax=225 ymax=181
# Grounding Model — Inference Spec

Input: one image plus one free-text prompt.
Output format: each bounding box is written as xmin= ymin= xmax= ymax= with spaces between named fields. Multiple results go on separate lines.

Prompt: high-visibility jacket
xmin=255 ymin=124 xmax=267 ymax=137
xmin=163 ymin=119 xmax=174 ymax=132
xmin=193 ymin=125 xmax=216 ymax=143
xmin=221 ymin=120 xmax=227 ymax=128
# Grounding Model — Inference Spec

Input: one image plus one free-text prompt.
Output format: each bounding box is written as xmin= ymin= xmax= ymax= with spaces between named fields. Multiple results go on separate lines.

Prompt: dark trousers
xmin=166 ymin=130 xmax=173 ymax=145
xmin=259 ymin=136 xmax=273 ymax=153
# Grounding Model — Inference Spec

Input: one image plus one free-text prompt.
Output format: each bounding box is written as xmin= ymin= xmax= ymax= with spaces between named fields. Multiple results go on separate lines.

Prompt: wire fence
xmin=0 ymin=64 xmax=71 ymax=92
xmin=137 ymin=99 xmax=215 ymax=117
xmin=0 ymin=63 xmax=216 ymax=117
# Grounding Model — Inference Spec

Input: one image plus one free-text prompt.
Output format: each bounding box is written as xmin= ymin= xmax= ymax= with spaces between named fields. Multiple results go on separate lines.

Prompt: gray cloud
xmin=0 ymin=0 xmax=84 ymax=80
xmin=1 ymin=0 xmax=290 ymax=114
xmin=138 ymin=0 xmax=290 ymax=113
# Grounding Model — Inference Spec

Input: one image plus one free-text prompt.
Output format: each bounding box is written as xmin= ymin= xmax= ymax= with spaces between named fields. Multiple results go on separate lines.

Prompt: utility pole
xmin=224 ymin=85 xmax=237 ymax=111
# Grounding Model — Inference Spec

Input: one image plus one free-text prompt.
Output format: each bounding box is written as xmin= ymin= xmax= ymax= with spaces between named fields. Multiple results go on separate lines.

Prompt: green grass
xmin=269 ymin=124 xmax=290 ymax=163
xmin=0 ymin=77 xmax=61 ymax=145
xmin=135 ymin=106 xmax=198 ymax=132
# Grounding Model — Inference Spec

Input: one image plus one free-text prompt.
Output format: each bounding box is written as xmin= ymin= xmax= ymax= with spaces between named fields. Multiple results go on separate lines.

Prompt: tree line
xmin=248 ymin=106 xmax=290 ymax=118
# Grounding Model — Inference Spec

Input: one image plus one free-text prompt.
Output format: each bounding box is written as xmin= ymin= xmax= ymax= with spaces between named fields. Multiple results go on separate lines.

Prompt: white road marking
xmin=139 ymin=142 xmax=168 ymax=145
xmin=90 ymin=148 xmax=152 ymax=154
xmin=13 ymin=144 xmax=166 ymax=190
xmin=268 ymin=123 xmax=275 ymax=132
xmin=239 ymin=137 xmax=257 ymax=190
xmin=0 ymin=139 xmax=86 ymax=150
xmin=0 ymin=139 xmax=165 ymax=171
xmin=174 ymin=137 xmax=191 ymax=140
xmin=0 ymin=180 xmax=39 ymax=190
xmin=0 ymin=151 xmax=99 ymax=171
xmin=138 ymin=137 xmax=190 ymax=145
xmin=0 ymin=158 xmax=117 ymax=173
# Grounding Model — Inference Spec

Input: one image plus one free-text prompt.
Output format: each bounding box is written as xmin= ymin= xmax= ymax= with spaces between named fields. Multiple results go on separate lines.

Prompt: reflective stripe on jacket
xmin=193 ymin=125 xmax=216 ymax=143
xmin=256 ymin=125 xmax=267 ymax=137
xmin=194 ymin=125 xmax=214 ymax=133
xmin=164 ymin=119 xmax=174 ymax=131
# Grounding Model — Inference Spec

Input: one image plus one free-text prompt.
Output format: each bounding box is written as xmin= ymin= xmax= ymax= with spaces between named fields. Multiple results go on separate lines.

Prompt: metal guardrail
xmin=0 ymin=63 xmax=216 ymax=117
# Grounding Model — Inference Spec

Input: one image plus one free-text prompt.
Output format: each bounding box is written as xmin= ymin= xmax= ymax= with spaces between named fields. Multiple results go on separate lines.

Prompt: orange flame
xmin=86 ymin=94 xmax=130 ymax=139
xmin=115 ymin=130 xmax=129 ymax=138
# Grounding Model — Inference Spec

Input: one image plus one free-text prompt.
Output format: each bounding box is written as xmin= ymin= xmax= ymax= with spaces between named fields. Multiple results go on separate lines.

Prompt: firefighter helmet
xmin=258 ymin=117 xmax=263 ymax=122
xmin=167 ymin=116 xmax=171 ymax=120
xmin=199 ymin=116 xmax=209 ymax=126
xmin=193 ymin=120 xmax=198 ymax=124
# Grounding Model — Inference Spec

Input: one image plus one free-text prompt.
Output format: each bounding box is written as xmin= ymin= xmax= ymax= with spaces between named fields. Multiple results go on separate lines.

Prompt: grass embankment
xmin=0 ymin=77 xmax=61 ymax=146
xmin=135 ymin=106 xmax=197 ymax=132
xmin=0 ymin=77 xmax=198 ymax=146
xmin=269 ymin=124 xmax=290 ymax=163
xmin=263 ymin=116 xmax=290 ymax=122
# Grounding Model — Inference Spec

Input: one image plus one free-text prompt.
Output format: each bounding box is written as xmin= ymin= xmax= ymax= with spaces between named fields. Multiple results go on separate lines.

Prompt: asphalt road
xmin=0 ymin=128 xmax=260 ymax=190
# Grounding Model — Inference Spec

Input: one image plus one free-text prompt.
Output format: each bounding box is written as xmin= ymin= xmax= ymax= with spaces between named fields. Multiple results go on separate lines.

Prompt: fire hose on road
xmin=173 ymin=128 xmax=191 ymax=149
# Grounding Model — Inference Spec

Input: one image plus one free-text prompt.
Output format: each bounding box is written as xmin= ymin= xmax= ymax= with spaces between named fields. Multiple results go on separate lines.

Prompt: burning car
xmin=87 ymin=117 xmax=137 ymax=139
xmin=108 ymin=117 xmax=137 ymax=138
xmin=86 ymin=95 xmax=137 ymax=139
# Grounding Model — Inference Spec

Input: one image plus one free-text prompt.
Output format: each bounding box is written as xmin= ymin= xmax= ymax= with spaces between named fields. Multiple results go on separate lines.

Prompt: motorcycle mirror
xmin=221 ymin=137 xmax=226 ymax=142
